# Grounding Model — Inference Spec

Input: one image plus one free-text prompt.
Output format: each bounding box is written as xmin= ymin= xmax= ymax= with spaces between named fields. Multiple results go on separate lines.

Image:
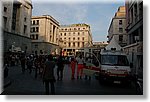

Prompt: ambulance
xmin=99 ymin=37 xmax=131 ymax=83
xmin=99 ymin=49 xmax=131 ymax=83
xmin=83 ymin=37 xmax=131 ymax=83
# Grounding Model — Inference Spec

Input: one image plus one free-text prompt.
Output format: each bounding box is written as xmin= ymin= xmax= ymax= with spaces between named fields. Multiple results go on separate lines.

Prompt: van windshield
xmin=101 ymin=55 xmax=129 ymax=66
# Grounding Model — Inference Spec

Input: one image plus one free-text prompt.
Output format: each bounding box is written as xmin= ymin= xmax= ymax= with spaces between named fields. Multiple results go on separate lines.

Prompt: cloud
xmin=32 ymin=3 xmax=88 ymax=25
xmin=67 ymin=4 xmax=88 ymax=22
xmin=32 ymin=1 xmax=124 ymax=42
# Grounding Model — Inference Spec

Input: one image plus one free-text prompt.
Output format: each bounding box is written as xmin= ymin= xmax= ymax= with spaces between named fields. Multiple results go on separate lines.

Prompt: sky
xmin=32 ymin=0 xmax=125 ymax=42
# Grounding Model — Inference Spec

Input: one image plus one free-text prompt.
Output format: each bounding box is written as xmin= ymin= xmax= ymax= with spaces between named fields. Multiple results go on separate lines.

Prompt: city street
xmin=2 ymin=64 xmax=137 ymax=95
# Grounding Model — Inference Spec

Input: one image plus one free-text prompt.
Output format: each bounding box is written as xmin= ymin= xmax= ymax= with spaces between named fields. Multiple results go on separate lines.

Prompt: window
xmin=64 ymin=33 xmax=66 ymax=36
xmin=101 ymin=55 xmax=129 ymax=66
xmin=30 ymin=28 xmax=33 ymax=33
xmin=24 ymin=25 xmax=27 ymax=34
xmin=32 ymin=35 xmax=35 ymax=40
xmin=78 ymin=42 xmax=80 ymax=47
xmin=12 ymin=5 xmax=17 ymax=31
xmin=131 ymin=8 xmax=134 ymax=24
xmin=82 ymin=37 xmax=84 ymax=40
xmin=33 ymin=20 xmax=35 ymax=25
xmin=36 ymin=34 xmax=38 ymax=40
xmin=60 ymin=33 xmax=62 ymax=36
xmin=64 ymin=42 xmax=66 ymax=45
xmin=37 ymin=20 xmax=39 ymax=25
xmin=139 ymin=2 xmax=143 ymax=19
xmin=119 ymin=28 xmax=123 ymax=33
xmin=78 ymin=28 xmax=80 ymax=30
xmin=24 ymin=17 xmax=26 ymax=22
xmin=33 ymin=27 xmax=35 ymax=32
xmin=119 ymin=35 xmax=123 ymax=42
xmin=82 ymin=42 xmax=84 ymax=47
xmin=78 ymin=37 xmax=80 ymax=40
xmin=134 ymin=3 xmax=138 ymax=21
xmin=4 ymin=7 xmax=7 ymax=12
xmin=73 ymin=42 xmax=75 ymax=47
xmin=119 ymin=20 xmax=122 ymax=25
xmin=78 ymin=32 xmax=80 ymax=36
xmin=64 ymin=38 xmax=66 ymax=40
xmin=3 ymin=16 xmax=7 ymax=29
xmin=73 ymin=37 xmax=75 ymax=40
xmin=68 ymin=42 xmax=71 ymax=47
xmin=73 ymin=32 xmax=75 ymax=36
xmin=69 ymin=38 xmax=70 ymax=41
xmin=36 ymin=27 xmax=39 ymax=32
xmin=50 ymin=35 xmax=52 ymax=41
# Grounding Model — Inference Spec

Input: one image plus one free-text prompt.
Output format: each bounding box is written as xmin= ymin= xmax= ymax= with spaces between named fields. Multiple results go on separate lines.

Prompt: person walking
xmin=57 ymin=55 xmax=64 ymax=81
xmin=20 ymin=54 xmax=26 ymax=73
xmin=26 ymin=56 xmax=33 ymax=74
xmin=70 ymin=57 xmax=76 ymax=80
xmin=34 ymin=55 xmax=39 ymax=78
xmin=76 ymin=55 xmax=84 ymax=79
xmin=42 ymin=55 xmax=56 ymax=95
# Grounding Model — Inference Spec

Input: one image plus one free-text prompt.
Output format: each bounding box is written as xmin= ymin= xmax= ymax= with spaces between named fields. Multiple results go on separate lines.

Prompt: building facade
xmin=108 ymin=6 xmax=127 ymax=47
xmin=30 ymin=15 xmax=61 ymax=55
xmin=59 ymin=24 xmax=93 ymax=56
xmin=124 ymin=0 xmax=143 ymax=79
xmin=2 ymin=0 xmax=32 ymax=54
xmin=91 ymin=41 xmax=108 ymax=57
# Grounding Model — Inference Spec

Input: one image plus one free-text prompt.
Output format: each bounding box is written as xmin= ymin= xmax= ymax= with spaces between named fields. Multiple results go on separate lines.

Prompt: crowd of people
xmin=3 ymin=52 xmax=87 ymax=95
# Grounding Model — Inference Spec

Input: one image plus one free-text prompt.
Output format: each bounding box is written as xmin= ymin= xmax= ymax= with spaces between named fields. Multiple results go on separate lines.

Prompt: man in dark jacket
xmin=42 ymin=55 xmax=56 ymax=95
xmin=57 ymin=55 xmax=64 ymax=81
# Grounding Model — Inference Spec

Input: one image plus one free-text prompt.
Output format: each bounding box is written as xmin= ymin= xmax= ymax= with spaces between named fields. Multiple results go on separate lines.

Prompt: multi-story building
xmin=108 ymin=6 xmax=127 ymax=47
xmin=59 ymin=24 xmax=93 ymax=56
xmin=90 ymin=41 xmax=108 ymax=57
xmin=124 ymin=0 xmax=143 ymax=78
xmin=92 ymin=41 xmax=108 ymax=48
xmin=2 ymin=0 xmax=32 ymax=54
xmin=30 ymin=15 xmax=61 ymax=55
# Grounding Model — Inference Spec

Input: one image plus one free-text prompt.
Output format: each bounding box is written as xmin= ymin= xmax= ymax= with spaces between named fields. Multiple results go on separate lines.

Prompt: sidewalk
xmin=4 ymin=77 xmax=12 ymax=88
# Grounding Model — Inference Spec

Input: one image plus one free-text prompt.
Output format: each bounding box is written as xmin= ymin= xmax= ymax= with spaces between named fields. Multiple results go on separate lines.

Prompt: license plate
xmin=114 ymin=81 xmax=121 ymax=84
xmin=109 ymin=70 xmax=125 ymax=74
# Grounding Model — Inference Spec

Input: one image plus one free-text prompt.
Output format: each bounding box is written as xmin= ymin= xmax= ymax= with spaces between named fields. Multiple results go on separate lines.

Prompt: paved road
xmin=2 ymin=64 xmax=137 ymax=95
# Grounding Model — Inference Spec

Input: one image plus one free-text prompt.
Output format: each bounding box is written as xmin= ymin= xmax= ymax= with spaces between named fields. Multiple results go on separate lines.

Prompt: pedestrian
xmin=26 ymin=56 xmax=33 ymax=74
xmin=11 ymin=55 xmax=16 ymax=66
xmin=76 ymin=55 xmax=84 ymax=79
xmin=70 ymin=57 xmax=76 ymax=80
xmin=40 ymin=56 xmax=46 ymax=77
xmin=42 ymin=54 xmax=56 ymax=95
xmin=57 ymin=55 xmax=64 ymax=81
xmin=34 ymin=55 xmax=39 ymax=78
xmin=20 ymin=54 xmax=26 ymax=73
